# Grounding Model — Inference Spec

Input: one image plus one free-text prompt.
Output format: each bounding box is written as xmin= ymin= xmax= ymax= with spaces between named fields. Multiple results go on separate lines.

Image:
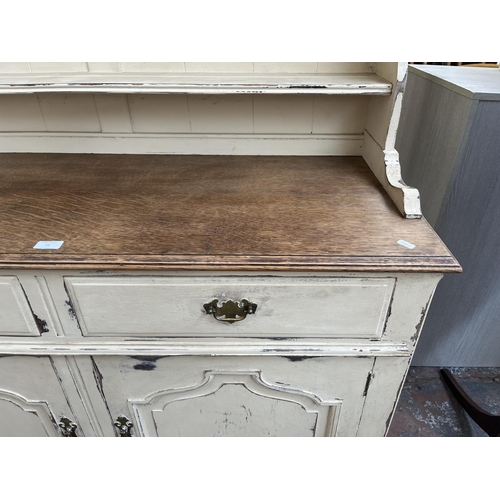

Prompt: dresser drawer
xmin=64 ymin=276 xmax=395 ymax=339
xmin=0 ymin=277 xmax=40 ymax=337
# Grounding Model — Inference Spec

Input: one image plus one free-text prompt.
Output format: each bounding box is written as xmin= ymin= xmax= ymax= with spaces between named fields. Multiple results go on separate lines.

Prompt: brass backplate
xmin=203 ymin=298 xmax=257 ymax=324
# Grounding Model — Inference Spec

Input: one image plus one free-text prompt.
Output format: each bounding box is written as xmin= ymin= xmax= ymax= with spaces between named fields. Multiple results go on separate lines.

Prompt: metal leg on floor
xmin=440 ymin=368 xmax=500 ymax=437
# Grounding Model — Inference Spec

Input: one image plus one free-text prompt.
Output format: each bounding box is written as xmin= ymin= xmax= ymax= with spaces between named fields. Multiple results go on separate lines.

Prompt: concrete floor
xmin=388 ymin=367 xmax=500 ymax=437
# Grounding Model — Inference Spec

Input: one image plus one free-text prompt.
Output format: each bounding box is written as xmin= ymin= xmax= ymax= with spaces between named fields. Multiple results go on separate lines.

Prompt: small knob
xmin=59 ymin=417 xmax=78 ymax=437
xmin=114 ymin=415 xmax=133 ymax=437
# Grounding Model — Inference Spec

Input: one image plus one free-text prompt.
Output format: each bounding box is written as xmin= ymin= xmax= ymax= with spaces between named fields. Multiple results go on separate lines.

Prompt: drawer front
xmin=0 ymin=277 xmax=40 ymax=337
xmin=64 ymin=276 xmax=395 ymax=338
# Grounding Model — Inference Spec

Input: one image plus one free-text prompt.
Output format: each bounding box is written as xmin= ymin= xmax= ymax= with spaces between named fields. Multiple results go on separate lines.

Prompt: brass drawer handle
xmin=203 ymin=299 xmax=257 ymax=324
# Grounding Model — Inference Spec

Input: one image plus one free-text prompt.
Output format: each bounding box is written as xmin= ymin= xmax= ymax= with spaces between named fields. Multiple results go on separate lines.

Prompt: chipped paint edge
xmin=0 ymin=340 xmax=410 ymax=357
xmin=363 ymin=130 xmax=422 ymax=218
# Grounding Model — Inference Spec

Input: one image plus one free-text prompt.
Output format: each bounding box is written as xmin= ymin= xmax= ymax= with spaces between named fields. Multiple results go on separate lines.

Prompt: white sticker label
xmin=397 ymin=239 xmax=415 ymax=249
xmin=33 ymin=241 xmax=64 ymax=250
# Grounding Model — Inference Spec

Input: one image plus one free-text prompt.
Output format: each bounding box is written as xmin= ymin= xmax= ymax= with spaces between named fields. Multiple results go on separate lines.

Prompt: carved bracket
xmin=363 ymin=131 xmax=422 ymax=219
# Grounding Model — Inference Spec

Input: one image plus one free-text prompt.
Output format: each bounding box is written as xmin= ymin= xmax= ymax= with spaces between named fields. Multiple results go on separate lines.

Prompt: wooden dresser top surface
xmin=0 ymin=154 xmax=460 ymax=272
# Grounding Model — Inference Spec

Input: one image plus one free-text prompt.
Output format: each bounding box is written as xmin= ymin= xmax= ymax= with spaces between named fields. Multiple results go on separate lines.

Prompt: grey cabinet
xmin=397 ymin=65 xmax=500 ymax=366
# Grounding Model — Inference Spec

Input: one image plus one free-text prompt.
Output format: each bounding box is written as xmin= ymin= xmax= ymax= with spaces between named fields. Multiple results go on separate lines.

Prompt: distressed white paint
xmin=13 ymin=274 xmax=64 ymax=337
xmin=131 ymin=371 xmax=340 ymax=437
xmin=88 ymin=355 xmax=372 ymax=437
xmin=363 ymin=130 xmax=422 ymax=218
xmin=0 ymin=277 xmax=40 ymax=336
xmin=385 ymin=90 xmax=404 ymax=151
xmin=0 ymin=77 xmax=372 ymax=155
xmin=64 ymin=276 xmax=395 ymax=338
xmin=362 ymin=62 xmax=421 ymax=217
xmin=52 ymin=356 xmax=106 ymax=437
xmin=0 ymin=339 xmax=409 ymax=357
xmin=0 ymin=269 xmax=442 ymax=436
xmin=0 ymin=355 xmax=77 ymax=437
xmin=357 ymin=356 xmax=411 ymax=436
xmin=0 ymin=391 xmax=57 ymax=437
xmin=1 ymin=269 xmax=442 ymax=348
xmin=0 ymin=73 xmax=392 ymax=95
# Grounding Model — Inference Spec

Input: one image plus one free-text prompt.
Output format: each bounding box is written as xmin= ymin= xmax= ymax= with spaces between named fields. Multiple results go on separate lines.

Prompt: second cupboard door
xmin=80 ymin=355 xmax=374 ymax=437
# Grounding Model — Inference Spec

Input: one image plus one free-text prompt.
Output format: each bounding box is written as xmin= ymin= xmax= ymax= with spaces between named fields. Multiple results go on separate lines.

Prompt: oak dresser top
xmin=0 ymin=153 xmax=460 ymax=272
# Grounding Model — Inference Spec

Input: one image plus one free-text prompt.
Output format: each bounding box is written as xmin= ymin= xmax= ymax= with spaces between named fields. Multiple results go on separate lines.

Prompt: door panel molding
xmin=129 ymin=370 xmax=341 ymax=437
xmin=0 ymin=389 xmax=60 ymax=436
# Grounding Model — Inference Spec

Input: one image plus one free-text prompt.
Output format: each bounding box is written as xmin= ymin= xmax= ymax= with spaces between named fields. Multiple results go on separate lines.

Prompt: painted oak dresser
xmin=0 ymin=62 xmax=460 ymax=437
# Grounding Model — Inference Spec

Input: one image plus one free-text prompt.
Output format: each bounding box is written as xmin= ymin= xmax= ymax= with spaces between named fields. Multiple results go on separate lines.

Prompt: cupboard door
xmin=84 ymin=355 xmax=375 ymax=437
xmin=0 ymin=356 xmax=79 ymax=437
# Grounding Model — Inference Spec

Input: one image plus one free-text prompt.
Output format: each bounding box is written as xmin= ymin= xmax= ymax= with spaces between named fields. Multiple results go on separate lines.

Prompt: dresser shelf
xmin=0 ymin=72 xmax=392 ymax=95
xmin=0 ymin=153 xmax=459 ymax=272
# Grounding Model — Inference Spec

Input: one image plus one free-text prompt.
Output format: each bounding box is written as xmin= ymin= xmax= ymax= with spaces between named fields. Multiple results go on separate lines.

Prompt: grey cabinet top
xmin=410 ymin=65 xmax=500 ymax=101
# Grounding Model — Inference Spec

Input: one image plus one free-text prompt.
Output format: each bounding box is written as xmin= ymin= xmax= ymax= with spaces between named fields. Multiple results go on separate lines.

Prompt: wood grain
xmin=0 ymin=154 xmax=460 ymax=272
